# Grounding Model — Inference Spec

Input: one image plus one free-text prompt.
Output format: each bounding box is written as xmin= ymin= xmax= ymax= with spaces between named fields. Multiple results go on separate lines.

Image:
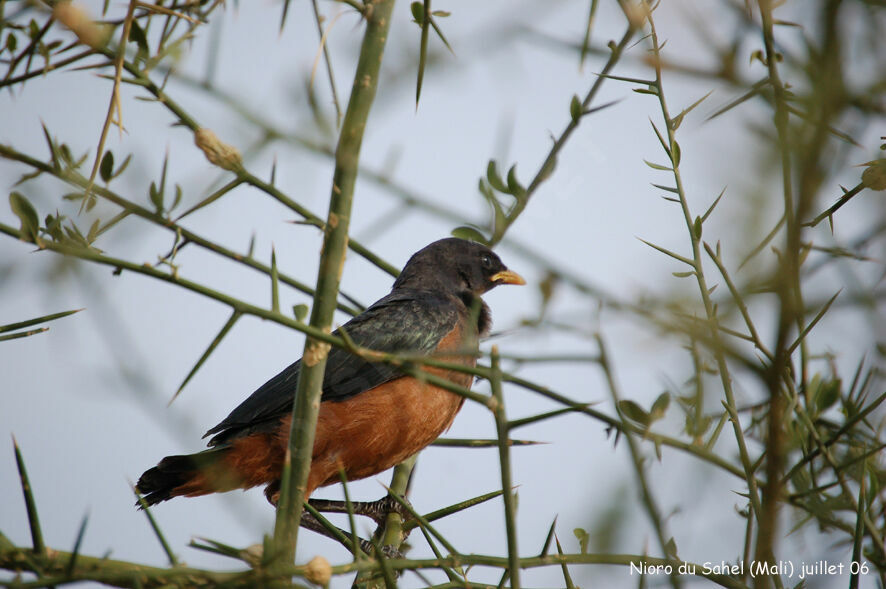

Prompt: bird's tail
xmin=136 ymin=447 xmax=238 ymax=507
xmin=136 ymin=431 xmax=286 ymax=507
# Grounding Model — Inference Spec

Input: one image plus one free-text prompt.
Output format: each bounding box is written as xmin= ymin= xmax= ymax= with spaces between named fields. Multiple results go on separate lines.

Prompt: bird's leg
xmin=264 ymin=485 xmax=404 ymax=558
xmin=265 ymin=482 xmax=411 ymax=526
xmin=308 ymin=495 xmax=412 ymax=527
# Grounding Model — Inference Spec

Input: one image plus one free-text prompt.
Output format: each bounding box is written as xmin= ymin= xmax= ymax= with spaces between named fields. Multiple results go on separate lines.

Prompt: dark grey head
xmin=392 ymin=237 xmax=525 ymax=296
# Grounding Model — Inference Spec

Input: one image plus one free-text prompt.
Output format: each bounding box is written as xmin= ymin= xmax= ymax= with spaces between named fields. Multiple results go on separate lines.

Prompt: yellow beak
xmin=491 ymin=269 xmax=526 ymax=286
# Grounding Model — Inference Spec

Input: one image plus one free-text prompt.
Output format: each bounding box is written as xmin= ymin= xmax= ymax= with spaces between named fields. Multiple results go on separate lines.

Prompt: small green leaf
xmin=10 ymin=192 xmax=40 ymax=242
xmin=632 ymin=87 xmax=658 ymax=96
xmin=672 ymin=141 xmax=682 ymax=166
xmin=665 ymin=537 xmax=678 ymax=558
xmin=451 ymin=226 xmax=488 ymax=244
xmin=569 ymin=94 xmax=582 ymax=122
xmin=672 ymin=270 xmax=695 ymax=278
xmin=129 ymin=21 xmax=149 ymax=56
xmin=6 ymin=32 xmax=18 ymax=53
xmin=410 ymin=1 xmax=423 ymax=22
xmin=172 ymin=184 xmax=183 ymax=212
xmin=618 ymin=400 xmax=650 ymax=427
xmin=486 ymin=160 xmax=508 ymax=193
xmin=506 ymin=164 xmax=525 ymax=197
xmin=651 ymin=183 xmax=679 ymax=194
xmin=99 ymin=150 xmax=114 ymax=183
xmin=693 ymin=216 xmax=703 ymax=239
xmin=86 ymin=218 xmax=101 ymax=244
xmin=45 ymin=214 xmax=64 ymax=241
xmin=64 ymin=222 xmax=88 ymax=247
xmin=573 ymin=528 xmax=589 ymax=554
xmin=814 ymin=379 xmax=841 ymax=413
xmin=59 ymin=144 xmax=74 ymax=166
xmin=112 ymin=153 xmax=132 ymax=180
xmin=149 ymin=181 xmax=163 ymax=213
xmin=293 ymin=304 xmax=309 ymax=322
xmin=650 ymin=392 xmax=670 ymax=421
xmin=643 ymin=159 xmax=672 ymax=171
xmin=431 ymin=10 xmax=450 ymax=17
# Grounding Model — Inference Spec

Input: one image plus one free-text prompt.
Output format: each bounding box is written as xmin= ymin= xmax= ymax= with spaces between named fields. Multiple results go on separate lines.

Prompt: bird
xmin=136 ymin=238 xmax=524 ymax=515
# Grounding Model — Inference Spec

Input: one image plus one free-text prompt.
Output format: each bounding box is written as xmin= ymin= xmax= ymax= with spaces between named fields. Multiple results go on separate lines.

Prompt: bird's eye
xmin=481 ymin=254 xmax=493 ymax=269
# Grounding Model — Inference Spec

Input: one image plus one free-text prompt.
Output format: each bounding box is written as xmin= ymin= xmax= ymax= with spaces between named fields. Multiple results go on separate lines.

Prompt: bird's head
xmin=393 ymin=237 xmax=525 ymax=296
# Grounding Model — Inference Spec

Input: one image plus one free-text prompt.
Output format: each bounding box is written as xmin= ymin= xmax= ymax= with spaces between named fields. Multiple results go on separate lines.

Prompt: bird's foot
xmin=300 ymin=513 xmax=404 ymax=561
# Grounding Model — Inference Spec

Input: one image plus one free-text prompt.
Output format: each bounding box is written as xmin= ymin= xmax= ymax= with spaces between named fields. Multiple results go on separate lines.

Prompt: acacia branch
xmin=272 ymin=0 xmax=397 ymax=567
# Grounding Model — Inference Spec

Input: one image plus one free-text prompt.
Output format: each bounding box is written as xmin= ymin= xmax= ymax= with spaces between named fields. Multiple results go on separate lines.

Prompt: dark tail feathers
xmin=136 ymin=448 xmax=227 ymax=508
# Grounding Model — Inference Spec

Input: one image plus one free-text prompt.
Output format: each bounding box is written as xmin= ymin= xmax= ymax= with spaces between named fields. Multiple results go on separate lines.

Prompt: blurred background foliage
xmin=1 ymin=0 xmax=886 ymax=587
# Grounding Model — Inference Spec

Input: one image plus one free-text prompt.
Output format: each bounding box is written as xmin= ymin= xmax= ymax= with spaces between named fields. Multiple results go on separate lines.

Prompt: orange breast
xmin=299 ymin=319 xmax=476 ymax=495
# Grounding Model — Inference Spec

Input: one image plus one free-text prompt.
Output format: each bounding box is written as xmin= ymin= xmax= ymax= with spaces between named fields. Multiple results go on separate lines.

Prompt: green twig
xmin=489 ymin=22 xmax=637 ymax=246
xmin=403 ymin=488 xmax=504 ymax=532
xmin=0 ymin=143 xmax=362 ymax=316
xmin=170 ymin=310 xmax=242 ymax=404
xmin=272 ymin=0 xmax=396 ymax=567
xmin=643 ymin=11 xmax=766 ymax=576
xmin=803 ymin=182 xmax=865 ymax=228
xmin=0 ymin=534 xmax=751 ymax=589
xmin=415 ymin=0 xmax=430 ymax=108
xmin=490 ymin=346 xmax=521 ymax=588
xmin=849 ymin=457 xmax=866 ymax=589
xmin=597 ymin=334 xmax=681 ymax=589
xmin=134 ymin=489 xmax=178 ymax=566
xmin=0 ymin=308 xmax=83 ymax=334
xmin=12 ymin=437 xmax=45 ymax=556
xmin=311 ymin=0 xmax=342 ymax=126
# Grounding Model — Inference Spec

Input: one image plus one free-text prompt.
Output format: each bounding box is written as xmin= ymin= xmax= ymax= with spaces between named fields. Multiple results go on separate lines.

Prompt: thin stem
xmin=596 ymin=334 xmax=681 ymax=589
xmin=0 ymin=530 xmax=749 ymax=589
xmin=645 ymin=5 xmax=767 ymax=550
xmin=12 ymin=438 xmax=45 ymax=557
xmin=86 ymin=0 xmax=138 ymax=202
xmin=491 ymin=346 xmax=521 ymax=589
xmin=0 ymin=143 xmax=363 ymax=316
xmin=489 ymin=21 xmax=637 ymax=246
xmin=310 ymin=0 xmax=343 ymax=126
xmin=756 ymin=1 xmax=804 ymax=581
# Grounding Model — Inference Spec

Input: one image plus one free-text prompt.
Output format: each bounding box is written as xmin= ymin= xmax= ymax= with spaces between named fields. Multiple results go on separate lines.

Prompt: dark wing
xmin=204 ymin=290 xmax=460 ymax=446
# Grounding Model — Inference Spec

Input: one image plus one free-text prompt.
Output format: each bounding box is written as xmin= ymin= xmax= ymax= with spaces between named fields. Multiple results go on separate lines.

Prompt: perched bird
xmin=136 ymin=238 xmax=524 ymax=509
